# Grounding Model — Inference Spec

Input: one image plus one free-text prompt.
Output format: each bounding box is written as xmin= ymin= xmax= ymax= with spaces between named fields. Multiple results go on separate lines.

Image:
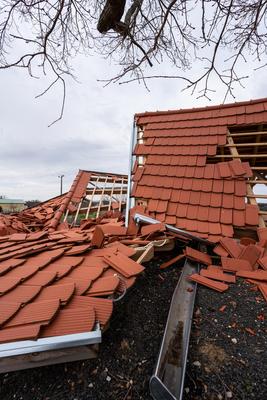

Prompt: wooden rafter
xmin=227 ymin=130 xmax=266 ymax=228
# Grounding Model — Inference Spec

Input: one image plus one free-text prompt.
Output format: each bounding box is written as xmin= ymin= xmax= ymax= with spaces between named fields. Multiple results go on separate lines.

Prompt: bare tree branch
xmin=0 ymin=1 xmax=267 ymax=123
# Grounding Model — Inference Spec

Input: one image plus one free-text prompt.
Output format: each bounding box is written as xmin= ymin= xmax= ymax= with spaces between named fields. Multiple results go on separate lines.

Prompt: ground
xmin=0 ymin=253 xmax=266 ymax=400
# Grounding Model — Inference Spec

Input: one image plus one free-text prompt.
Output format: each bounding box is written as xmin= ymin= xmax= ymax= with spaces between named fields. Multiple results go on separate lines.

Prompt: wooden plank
xmin=214 ymin=154 xmax=267 ymax=158
xmin=228 ymin=131 xmax=267 ymax=137
xmin=0 ymin=344 xmax=98 ymax=373
xmin=85 ymin=176 xmax=99 ymax=219
xmin=227 ymin=133 xmax=265 ymax=228
xmin=86 ymin=188 xmax=127 ymax=195
xmin=96 ymin=176 xmax=108 ymax=218
xmin=248 ymin=180 xmax=267 ymax=184
xmin=225 ymin=142 xmax=267 ymax=147
xmin=247 ymin=194 xmax=267 ymax=199
xmin=108 ymin=178 xmax=116 ymax=211
xmin=251 ymin=167 xmax=267 ymax=170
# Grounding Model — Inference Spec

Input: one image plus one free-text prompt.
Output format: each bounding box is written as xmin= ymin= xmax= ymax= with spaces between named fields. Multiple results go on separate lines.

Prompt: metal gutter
xmin=125 ymin=117 xmax=137 ymax=226
xmin=133 ymin=213 xmax=213 ymax=245
xmin=0 ymin=324 xmax=101 ymax=358
xmin=150 ymin=259 xmax=198 ymax=400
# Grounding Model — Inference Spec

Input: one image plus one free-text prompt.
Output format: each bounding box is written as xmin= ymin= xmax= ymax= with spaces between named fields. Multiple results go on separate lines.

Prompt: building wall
xmin=0 ymin=203 xmax=26 ymax=213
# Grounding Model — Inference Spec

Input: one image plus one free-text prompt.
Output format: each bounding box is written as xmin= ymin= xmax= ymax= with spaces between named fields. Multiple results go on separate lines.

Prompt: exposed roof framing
xmin=131 ymin=97 xmax=267 ymax=242
xmin=64 ymin=171 xmax=128 ymax=226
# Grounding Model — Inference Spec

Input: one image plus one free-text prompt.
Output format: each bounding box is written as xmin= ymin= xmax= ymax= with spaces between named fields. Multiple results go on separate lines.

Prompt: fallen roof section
xmin=0 ymin=212 xmax=183 ymax=371
xmin=13 ymin=170 xmax=128 ymax=233
xmin=131 ymin=97 xmax=267 ymax=242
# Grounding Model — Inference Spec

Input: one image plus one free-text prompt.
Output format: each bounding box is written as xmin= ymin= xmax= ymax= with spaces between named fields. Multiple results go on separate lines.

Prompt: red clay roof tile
xmin=67 ymin=266 xmax=104 ymax=281
xmin=55 ymin=276 xmax=91 ymax=295
xmin=200 ymin=269 xmax=236 ymax=283
xmin=0 ymin=302 xmax=21 ymax=325
xmin=236 ymin=270 xmax=267 ymax=280
xmin=239 ymin=244 xmax=263 ymax=268
xmin=0 ymin=323 xmax=41 ymax=344
xmin=218 ymin=162 xmax=232 ymax=178
xmin=245 ymin=204 xmax=259 ymax=226
xmin=86 ymin=276 xmax=120 ymax=296
xmin=233 ymin=210 xmax=245 ymax=227
xmin=184 ymin=247 xmax=211 ymax=265
xmin=0 ymin=277 xmax=21 ymax=294
xmin=104 ymin=253 xmax=144 ymax=278
xmin=65 ymin=244 xmax=91 ymax=255
xmin=0 ymin=285 xmax=41 ymax=304
xmin=41 ymin=307 xmax=95 ymax=338
xmin=213 ymin=244 xmax=229 ymax=257
xmin=209 ymin=222 xmax=221 ymax=235
xmin=66 ymin=296 xmax=113 ymax=327
xmin=35 ymin=284 xmax=75 ymax=304
xmin=188 ymin=273 xmax=229 ymax=292
xmin=24 ymin=270 xmax=57 ymax=286
xmin=221 ymin=257 xmax=252 ymax=272
xmin=210 ymin=193 xmax=222 ymax=208
xmin=133 ymin=100 xmax=263 ymax=241
xmin=221 ymin=224 xmax=234 ymax=237
xmin=141 ymin=223 xmax=165 ymax=236
xmin=5 ymin=299 xmax=60 ymax=328
xmin=0 ymin=258 xmax=25 ymax=275
xmin=209 ymin=207 xmax=220 ymax=223
xmin=220 ymin=237 xmax=242 ymax=258
xmin=197 ymin=206 xmax=209 ymax=221
xmin=229 ymin=160 xmax=246 ymax=176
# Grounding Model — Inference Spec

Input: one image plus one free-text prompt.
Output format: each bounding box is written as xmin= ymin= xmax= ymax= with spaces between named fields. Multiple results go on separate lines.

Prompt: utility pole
xmin=58 ymin=175 xmax=64 ymax=195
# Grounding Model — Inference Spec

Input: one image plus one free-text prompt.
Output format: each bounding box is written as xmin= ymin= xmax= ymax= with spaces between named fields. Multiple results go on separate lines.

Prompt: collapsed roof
xmin=2 ymin=170 xmax=128 ymax=234
xmin=131 ymin=97 xmax=267 ymax=242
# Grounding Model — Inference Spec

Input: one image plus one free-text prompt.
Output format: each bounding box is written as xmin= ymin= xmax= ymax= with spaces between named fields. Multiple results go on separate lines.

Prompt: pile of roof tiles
xmin=12 ymin=170 xmax=92 ymax=233
xmin=132 ymin=98 xmax=266 ymax=242
xmin=16 ymin=194 xmax=67 ymax=232
xmin=187 ymin=227 xmax=267 ymax=303
xmin=0 ymin=212 xmax=187 ymax=346
xmin=0 ymin=214 xmax=29 ymax=236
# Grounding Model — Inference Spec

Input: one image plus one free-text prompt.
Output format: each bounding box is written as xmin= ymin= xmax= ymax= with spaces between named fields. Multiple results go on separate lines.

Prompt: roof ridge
xmin=135 ymin=96 xmax=267 ymax=118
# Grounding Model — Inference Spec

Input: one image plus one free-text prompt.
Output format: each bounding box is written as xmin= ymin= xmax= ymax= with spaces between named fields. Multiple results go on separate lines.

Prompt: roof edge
xmin=135 ymin=97 xmax=267 ymax=119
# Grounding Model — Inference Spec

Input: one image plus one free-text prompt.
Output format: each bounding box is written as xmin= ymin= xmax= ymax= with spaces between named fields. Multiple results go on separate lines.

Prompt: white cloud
xmin=1 ymin=44 xmax=267 ymax=200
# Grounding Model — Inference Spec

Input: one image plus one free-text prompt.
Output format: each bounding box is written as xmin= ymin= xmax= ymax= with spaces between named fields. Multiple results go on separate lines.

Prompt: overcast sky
xmin=1 ymin=46 xmax=267 ymax=201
